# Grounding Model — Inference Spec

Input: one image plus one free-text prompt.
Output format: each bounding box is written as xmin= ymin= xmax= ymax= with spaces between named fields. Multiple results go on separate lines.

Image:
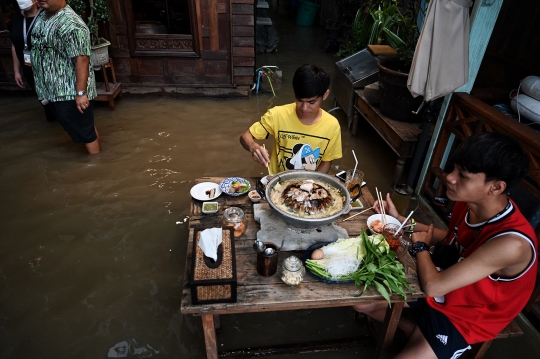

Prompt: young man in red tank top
xmin=354 ymin=132 xmax=537 ymax=359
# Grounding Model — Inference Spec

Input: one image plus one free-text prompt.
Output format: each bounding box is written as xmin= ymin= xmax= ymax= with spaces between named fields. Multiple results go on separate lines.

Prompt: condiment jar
xmin=222 ymin=207 xmax=247 ymax=238
xmin=280 ymin=255 xmax=305 ymax=286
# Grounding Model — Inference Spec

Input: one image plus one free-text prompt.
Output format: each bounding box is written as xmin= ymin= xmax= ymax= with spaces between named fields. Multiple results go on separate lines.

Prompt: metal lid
xmin=283 ymin=255 xmax=303 ymax=272
xmin=223 ymin=207 xmax=244 ymax=223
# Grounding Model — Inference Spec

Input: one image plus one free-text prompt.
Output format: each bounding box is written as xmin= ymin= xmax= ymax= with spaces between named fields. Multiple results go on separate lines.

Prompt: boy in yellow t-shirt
xmin=240 ymin=64 xmax=342 ymax=174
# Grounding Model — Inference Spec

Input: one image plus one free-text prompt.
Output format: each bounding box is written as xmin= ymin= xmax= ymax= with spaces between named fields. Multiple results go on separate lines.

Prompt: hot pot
xmin=264 ymin=170 xmax=353 ymax=229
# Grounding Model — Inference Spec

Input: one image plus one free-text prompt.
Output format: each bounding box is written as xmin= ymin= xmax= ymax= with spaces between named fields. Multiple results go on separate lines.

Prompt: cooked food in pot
xmin=270 ymin=179 xmax=344 ymax=218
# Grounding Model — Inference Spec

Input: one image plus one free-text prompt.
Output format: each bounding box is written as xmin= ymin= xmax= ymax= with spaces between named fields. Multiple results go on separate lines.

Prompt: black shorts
xmin=50 ymin=100 xmax=97 ymax=143
xmin=408 ymin=299 xmax=472 ymax=359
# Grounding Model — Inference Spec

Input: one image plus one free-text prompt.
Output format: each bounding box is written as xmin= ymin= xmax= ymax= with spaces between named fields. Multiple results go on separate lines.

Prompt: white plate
xmin=190 ymin=182 xmax=221 ymax=201
xmin=367 ymin=213 xmax=400 ymax=234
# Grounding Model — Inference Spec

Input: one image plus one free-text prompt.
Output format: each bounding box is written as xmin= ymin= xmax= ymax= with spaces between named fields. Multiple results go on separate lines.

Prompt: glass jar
xmin=280 ymin=255 xmax=305 ymax=286
xmin=222 ymin=207 xmax=247 ymax=238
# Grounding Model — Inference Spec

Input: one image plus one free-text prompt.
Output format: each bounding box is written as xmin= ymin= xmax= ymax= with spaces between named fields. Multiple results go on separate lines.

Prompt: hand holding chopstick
xmin=262 ymin=144 xmax=272 ymax=175
xmin=375 ymin=187 xmax=387 ymax=225
xmin=342 ymin=206 xmax=375 ymax=222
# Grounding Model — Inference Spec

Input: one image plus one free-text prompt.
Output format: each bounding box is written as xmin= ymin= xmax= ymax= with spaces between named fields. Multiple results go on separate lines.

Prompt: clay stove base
xmin=253 ymin=203 xmax=349 ymax=251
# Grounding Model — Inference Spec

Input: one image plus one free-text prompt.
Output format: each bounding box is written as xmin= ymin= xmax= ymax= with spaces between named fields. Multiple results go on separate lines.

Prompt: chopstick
xmin=375 ymin=187 xmax=387 ymax=225
xmin=262 ymin=144 xmax=272 ymax=176
xmin=342 ymin=206 xmax=375 ymax=222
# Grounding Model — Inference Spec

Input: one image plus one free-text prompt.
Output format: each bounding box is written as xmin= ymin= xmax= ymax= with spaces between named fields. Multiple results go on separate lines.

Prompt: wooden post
xmin=202 ymin=314 xmax=218 ymax=359
xmin=375 ymin=302 xmax=405 ymax=359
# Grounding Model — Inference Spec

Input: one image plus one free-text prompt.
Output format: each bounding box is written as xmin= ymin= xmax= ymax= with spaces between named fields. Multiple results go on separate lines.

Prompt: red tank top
xmin=426 ymin=199 xmax=537 ymax=344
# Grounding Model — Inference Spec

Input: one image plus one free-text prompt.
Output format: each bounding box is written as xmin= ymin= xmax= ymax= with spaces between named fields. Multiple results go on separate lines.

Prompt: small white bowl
xmin=202 ymin=201 xmax=219 ymax=214
xmin=367 ymin=214 xmax=400 ymax=234
xmin=248 ymin=190 xmax=262 ymax=203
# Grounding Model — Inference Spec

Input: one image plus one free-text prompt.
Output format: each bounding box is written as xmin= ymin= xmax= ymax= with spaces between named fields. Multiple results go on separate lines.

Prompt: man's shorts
xmin=408 ymin=299 xmax=472 ymax=359
xmin=50 ymin=100 xmax=97 ymax=143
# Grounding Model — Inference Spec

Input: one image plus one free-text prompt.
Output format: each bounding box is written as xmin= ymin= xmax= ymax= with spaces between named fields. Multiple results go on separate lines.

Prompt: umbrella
xmin=407 ymin=0 xmax=473 ymax=101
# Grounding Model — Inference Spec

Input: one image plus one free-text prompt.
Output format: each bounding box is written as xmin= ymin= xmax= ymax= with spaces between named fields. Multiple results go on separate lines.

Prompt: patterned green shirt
xmin=31 ymin=5 xmax=96 ymax=102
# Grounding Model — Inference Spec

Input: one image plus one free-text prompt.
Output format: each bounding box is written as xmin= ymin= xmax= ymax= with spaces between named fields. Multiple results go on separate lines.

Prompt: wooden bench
xmin=354 ymin=89 xmax=423 ymax=186
xmin=470 ymin=319 xmax=524 ymax=359
xmin=95 ymin=59 xmax=123 ymax=110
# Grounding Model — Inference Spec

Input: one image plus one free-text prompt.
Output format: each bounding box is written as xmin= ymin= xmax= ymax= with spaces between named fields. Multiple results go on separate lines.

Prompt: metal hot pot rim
xmin=264 ymin=170 xmax=351 ymax=229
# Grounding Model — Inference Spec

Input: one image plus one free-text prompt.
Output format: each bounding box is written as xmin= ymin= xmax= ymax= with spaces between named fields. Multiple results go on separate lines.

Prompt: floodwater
xmin=0 ymin=11 xmax=400 ymax=359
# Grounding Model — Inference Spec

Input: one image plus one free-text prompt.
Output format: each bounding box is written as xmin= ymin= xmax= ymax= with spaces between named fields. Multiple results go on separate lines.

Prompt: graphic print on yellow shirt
xmin=249 ymin=103 xmax=342 ymax=174
xmin=286 ymin=143 xmax=320 ymax=170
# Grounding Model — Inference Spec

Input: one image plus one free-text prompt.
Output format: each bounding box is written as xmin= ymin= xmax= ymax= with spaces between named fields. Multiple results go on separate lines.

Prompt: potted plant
xmin=67 ymin=0 xmax=111 ymax=69
xmin=338 ymin=0 xmax=422 ymax=121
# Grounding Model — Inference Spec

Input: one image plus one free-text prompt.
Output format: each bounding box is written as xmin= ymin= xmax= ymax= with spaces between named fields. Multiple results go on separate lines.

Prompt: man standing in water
xmin=31 ymin=0 xmax=100 ymax=154
xmin=240 ymin=64 xmax=342 ymax=174
xmin=356 ymin=132 xmax=537 ymax=359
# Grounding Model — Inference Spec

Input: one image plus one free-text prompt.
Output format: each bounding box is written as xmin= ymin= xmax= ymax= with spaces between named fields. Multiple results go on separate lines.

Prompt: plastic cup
xmin=346 ymin=170 xmax=364 ymax=199
xmin=382 ymin=223 xmax=404 ymax=252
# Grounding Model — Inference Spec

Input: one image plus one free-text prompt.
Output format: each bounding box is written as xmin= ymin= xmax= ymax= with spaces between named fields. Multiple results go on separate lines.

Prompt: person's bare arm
xmin=74 ymin=55 xmax=90 ymax=114
xmin=316 ymin=160 xmax=331 ymax=174
xmin=12 ymin=45 xmax=25 ymax=88
xmin=240 ymin=129 xmax=270 ymax=167
xmin=414 ymin=231 xmax=534 ymax=297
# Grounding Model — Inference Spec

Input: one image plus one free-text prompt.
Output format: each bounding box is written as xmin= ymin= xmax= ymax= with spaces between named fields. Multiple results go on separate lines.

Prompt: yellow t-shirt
xmin=249 ymin=103 xmax=342 ymax=174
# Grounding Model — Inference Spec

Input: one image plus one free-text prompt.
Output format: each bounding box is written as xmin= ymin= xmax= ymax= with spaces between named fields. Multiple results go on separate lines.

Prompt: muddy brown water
xmin=0 ymin=14 xmax=399 ymax=359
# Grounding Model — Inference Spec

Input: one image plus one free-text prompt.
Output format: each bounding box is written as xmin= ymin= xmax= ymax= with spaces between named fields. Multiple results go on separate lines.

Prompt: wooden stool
xmin=95 ymin=59 xmax=123 ymax=110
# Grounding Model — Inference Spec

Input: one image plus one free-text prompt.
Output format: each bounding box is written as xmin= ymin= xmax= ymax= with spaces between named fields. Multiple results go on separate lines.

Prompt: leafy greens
xmin=305 ymin=230 xmax=413 ymax=306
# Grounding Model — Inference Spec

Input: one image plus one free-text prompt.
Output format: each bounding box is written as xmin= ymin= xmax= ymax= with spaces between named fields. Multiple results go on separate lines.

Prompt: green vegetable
xmin=321 ymin=237 xmax=365 ymax=259
xmin=230 ymin=181 xmax=249 ymax=194
xmin=305 ymin=230 xmax=412 ymax=306
xmin=351 ymin=230 xmax=413 ymax=306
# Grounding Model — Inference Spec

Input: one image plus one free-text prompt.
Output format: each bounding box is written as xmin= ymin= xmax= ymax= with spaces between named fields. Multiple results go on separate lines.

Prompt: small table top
xmin=181 ymin=176 xmax=424 ymax=316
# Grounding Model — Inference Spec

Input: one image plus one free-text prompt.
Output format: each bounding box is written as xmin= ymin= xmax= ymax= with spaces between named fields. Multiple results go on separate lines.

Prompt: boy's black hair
xmin=292 ymin=64 xmax=330 ymax=99
xmin=451 ymin=132 xmax=529 ymax=190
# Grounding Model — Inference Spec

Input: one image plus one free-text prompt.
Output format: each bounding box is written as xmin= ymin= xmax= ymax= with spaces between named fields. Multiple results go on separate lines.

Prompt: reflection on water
xmin=0 ymin=14 xmax=397 ymax=359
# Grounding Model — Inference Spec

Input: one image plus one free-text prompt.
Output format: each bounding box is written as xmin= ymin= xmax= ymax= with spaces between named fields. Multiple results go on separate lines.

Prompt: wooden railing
xmin=422 ymin=92 xmax=540 ymax=216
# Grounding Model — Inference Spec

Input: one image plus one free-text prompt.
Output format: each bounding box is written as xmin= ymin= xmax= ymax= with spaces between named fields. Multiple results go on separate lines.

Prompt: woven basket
xmin=190 ymin=227 xmax=237 ymax=304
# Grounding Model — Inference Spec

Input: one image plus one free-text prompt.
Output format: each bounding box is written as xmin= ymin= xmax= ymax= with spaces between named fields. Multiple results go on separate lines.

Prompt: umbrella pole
xmin=406 ymin=98 xmax=443 ymax=188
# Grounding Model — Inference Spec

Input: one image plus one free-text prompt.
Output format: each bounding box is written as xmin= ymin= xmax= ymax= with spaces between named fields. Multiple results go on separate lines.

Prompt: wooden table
xmin=181 ymin=177 xmax=425 ymax=359
xmin=354 ymin=89 xmax=423 ymax=186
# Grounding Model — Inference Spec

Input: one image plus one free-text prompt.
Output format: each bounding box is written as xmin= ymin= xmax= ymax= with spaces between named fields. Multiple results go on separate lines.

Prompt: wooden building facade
xmin=0 ymin=0 xmax=257 ymax=97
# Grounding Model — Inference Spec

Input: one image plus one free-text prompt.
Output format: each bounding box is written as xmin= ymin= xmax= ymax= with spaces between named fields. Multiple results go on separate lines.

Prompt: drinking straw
xmin=352 ymin=150 xmax=358 ymax=180
xmin=342 ymin=206 xmax=375 ymax=221
xmin=351 ymin=150 xmax=358 ymax=181
xmin=397 ymin=210 xmax=415 ymax=233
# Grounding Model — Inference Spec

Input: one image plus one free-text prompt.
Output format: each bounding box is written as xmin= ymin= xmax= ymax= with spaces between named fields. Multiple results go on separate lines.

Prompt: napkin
xmin=198 ymin=227 xmax=223 ymax=261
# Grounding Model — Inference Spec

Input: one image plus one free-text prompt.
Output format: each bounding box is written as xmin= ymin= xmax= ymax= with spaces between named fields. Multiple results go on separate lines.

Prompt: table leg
xmin=374 ymin=302 xmax=404 ymax=359
xmin=393 ymin=157 xmax=407 ymax=187
xmin=201 ymin=314 xmax=218 ymax=359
